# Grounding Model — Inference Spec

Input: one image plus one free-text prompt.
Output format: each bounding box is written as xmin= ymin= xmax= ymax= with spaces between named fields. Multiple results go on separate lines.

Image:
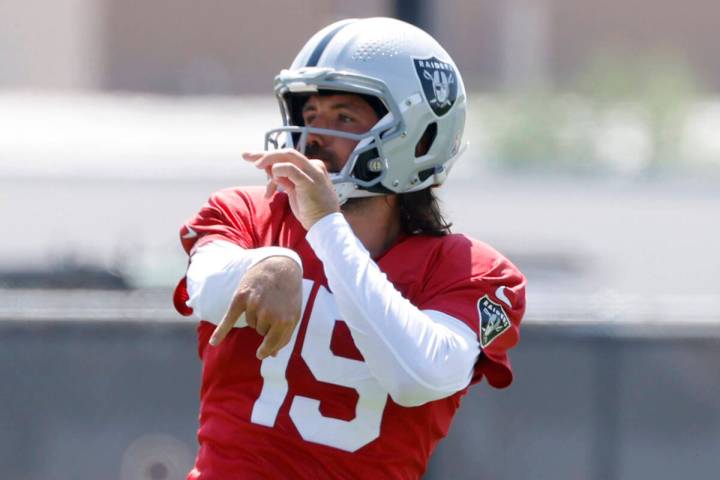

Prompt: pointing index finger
xmin=210 ymin=291 xmax=248 ymax=346
xmin=242 ymin=151 xmax=264 ymax=161
xmin=253 ymin=150 xmax=313 ymax=172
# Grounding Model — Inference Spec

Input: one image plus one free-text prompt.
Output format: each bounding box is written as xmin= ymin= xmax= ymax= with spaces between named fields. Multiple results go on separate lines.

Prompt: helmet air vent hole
xmin=417 ymin=168 xmax=434 ymax=182
xmin=415 ymin=122 xmax=437 ymax=157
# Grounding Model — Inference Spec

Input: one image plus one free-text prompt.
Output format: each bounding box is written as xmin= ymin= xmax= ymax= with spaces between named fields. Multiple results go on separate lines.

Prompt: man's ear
xmin=383 ymin=194 xmax=399 ymax=208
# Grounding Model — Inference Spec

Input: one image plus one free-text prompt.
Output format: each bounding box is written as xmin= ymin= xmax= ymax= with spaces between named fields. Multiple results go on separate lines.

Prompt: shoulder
xmin=437 ymin=233 xmax=504 ymax=269
xmin=179 ymin=186 xmax=295 ymax=254
xmin=398 ymin=233 xmax=522 ymax=283
xmin=450 ymin=234 xmax=524 ymax=284
xmin=428 ymin=234 xmax=526 ymax=314
xmin=208 ymin=186 xmax=289 ymax=214
xmin=382 ymin=232 xmax=525 ymax=315
xmin=205 ymin=186 xmax=294 ymax=228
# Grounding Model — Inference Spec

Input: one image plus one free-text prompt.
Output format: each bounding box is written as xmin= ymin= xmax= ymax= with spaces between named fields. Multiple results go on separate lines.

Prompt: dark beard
xmin=340 ymin=196 xmax=375 ymax=213
xmin=304 ymin=143 xmax=344 ymax=173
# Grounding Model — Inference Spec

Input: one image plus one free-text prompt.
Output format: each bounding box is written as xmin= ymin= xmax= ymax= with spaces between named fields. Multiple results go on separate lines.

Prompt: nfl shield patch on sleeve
xmin=478 ymin=296 xmax=511 ymax=348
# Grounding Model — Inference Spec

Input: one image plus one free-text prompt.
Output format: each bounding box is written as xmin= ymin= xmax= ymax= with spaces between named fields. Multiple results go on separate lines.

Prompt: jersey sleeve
xmin=173 ymin=187 xmax=265 ymax=317
xmin=178 ymin=188 xmax=261 ymax=255
xmin=416 ymin=236 xmax=526 ymax=389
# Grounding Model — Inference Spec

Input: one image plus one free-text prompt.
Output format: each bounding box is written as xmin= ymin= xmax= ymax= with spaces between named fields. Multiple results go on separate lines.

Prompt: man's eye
xmin=304 ymin=115 xmax=316 ymax=125
xmin=338 ymin=114 xmax=354 ymax=124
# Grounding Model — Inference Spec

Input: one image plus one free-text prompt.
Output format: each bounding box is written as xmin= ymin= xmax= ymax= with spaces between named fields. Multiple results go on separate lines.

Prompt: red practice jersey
xmin=173 ymin=186 xmax=526 ymax=480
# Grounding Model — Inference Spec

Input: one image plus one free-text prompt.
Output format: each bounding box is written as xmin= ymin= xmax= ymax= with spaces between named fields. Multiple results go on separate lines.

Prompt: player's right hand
xmin=242 ymin=150 xmax=340 ymax=230
xmin=209 ymin=255 xmax=303 ymax=359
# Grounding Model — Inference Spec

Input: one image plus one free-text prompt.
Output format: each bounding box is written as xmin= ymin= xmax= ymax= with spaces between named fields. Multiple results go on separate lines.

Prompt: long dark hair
xmin=398 ymin=188 xmax=452 ymax=236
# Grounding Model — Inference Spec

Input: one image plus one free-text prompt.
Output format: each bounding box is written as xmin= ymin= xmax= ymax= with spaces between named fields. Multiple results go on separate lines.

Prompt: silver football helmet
xmin=265 ymin=17 xmax=467 ymax=204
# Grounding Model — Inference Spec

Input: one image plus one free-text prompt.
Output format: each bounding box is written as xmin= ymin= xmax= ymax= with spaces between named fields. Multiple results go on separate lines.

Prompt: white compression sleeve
xmin=185 ymin=240 xmax=302 ymax=326
xmin=306 ymin=213 xmax=481 ymax=407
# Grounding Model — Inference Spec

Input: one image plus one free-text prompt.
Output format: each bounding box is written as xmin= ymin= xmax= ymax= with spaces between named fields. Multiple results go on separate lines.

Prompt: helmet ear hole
xmin=415 ymin=122 xmax=437 ymax=157
xmin=353 ymin=148 xmax=382 ymax=182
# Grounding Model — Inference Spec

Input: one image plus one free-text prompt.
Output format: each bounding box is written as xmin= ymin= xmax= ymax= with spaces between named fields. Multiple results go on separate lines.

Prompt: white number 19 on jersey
xmin=250 ymin=280 xmax=388 ymax=452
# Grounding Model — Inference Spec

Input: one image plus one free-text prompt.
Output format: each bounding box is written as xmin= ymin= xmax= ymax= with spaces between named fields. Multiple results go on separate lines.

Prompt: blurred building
xmin=1 ymin=0 xmax=719 ymax=94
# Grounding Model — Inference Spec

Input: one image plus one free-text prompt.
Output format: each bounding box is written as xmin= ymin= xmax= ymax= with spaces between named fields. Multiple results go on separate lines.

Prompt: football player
xmin=174 ymin=17 xmax=526 ymax=479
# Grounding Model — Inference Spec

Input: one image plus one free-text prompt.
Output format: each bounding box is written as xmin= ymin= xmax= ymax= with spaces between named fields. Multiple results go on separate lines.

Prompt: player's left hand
xmin=209 ymin=255 xmax=302 ymax=359
xmin=243 ymin=150 xmax=340 ymax=230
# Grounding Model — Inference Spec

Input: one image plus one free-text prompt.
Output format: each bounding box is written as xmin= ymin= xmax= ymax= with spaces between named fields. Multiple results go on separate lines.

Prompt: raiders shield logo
xmin=477 ymin=295 xmax=511 ymax=348
xmin=413 ymin=56 xmax=458 ymax=116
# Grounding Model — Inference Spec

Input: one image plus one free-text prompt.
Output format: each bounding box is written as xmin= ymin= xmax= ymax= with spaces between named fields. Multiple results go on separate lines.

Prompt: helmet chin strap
xmin=332 ymin=180 xmax=383 ymax=205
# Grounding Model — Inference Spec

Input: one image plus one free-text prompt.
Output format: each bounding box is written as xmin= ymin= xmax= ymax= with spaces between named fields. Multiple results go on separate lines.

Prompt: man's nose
xmin=305 ymin=131 xmax=325 ymax=150
xmin=305 ymin=117 xmax=329 ymax=149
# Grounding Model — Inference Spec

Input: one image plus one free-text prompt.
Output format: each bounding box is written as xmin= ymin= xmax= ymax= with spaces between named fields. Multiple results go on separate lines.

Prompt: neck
xmin=342 ymin=196 xmax=401 ymax=259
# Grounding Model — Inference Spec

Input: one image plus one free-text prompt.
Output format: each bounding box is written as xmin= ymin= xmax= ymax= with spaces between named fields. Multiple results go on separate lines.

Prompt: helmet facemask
xmin=264 ymin=69 xmax=408 ymax=204
xmin=264 ymin=120 xmax=391 ymax=204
